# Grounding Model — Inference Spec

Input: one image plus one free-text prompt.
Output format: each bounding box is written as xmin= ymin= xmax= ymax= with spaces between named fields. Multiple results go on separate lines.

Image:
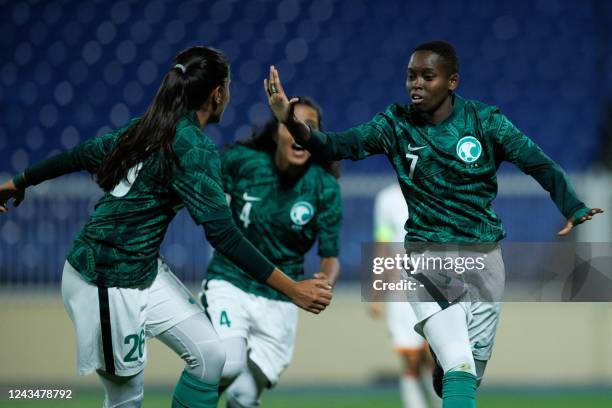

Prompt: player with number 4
xmin=201 ymin=97 xmax=342 ymax=407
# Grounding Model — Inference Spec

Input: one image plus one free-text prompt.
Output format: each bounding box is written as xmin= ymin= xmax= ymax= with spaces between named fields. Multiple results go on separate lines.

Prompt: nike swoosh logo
xmin=407 ymin=144 xmax=427 ymax=151
xmin=243 ymin=192 xmax=261 ymax=202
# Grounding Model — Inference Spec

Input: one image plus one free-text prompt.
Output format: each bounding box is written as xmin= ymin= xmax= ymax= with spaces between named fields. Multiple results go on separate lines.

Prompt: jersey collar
xmin=184 ymin=111 xmax=201 ymax=128
xmin=409 ymin=93 xmax=466 ymax=128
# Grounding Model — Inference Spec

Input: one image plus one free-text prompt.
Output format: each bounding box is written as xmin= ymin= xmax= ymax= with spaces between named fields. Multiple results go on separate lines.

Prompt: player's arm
xmin=172 ymin=136 xmax=332 ymax=314
xmin=489 ymin=112 xmax=603 ymax=234
xmin=314 ymin=257 xmax=340 ymax=287
xmin=313 ymin=179 xmax=343 ymax=287
xmin=0 ymin=122 xmax=134 ymax=212
xmin=219 ymin=146 xmax=239 ymax=198
xmin=264 ymin=65 xmax=392 ymax=161
xmin=203 ymin=217 xmax=332 ymax=313
xmin=11 ymin=133 xmax=117 ymax=188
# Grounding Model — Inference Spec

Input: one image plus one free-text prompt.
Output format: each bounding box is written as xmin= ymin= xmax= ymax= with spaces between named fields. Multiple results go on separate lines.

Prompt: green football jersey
xmin=65 ymin=112 xmax=230 ymax=287
xmin=308 ymin=94 xmax=585 ymax=243
xmin=206 ymin=145 xmax=342 ymax=300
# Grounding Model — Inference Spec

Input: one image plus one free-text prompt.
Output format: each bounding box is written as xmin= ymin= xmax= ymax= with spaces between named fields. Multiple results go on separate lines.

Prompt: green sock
xmin=442 ymin=371 xmax=477 ymax=408
xmin=172 ymin=370 xmax=219 ymax=408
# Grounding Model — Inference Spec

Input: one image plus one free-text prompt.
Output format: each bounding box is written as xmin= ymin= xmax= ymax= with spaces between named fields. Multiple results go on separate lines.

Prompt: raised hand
xmin=558 ymin=207 xmax=604 ymax=236
xmin=0 ymin=179 xmax=25 ymax=214
xmin=264 ymin=65 xmax=299 ymax=124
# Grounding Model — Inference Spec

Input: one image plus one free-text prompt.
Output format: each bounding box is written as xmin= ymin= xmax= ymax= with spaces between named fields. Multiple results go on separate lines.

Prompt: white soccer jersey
xmin=374 ymin=183 xmax=425 ymax=350
xmin=374 ymin=183 xmax=408 ymax=242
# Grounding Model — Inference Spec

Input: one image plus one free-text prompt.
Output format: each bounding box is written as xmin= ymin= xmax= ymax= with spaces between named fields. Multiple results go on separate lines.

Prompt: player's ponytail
xmin=96 ymin=46 xmax=230 ymax=191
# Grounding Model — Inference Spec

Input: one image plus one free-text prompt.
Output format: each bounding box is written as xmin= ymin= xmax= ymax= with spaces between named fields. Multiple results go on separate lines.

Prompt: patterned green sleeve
xmin=172 ymin=129 xmax=231 ymax=224
xmin=487 ymin=111 xmax=586 ymax=219
xmin=220 ymin=146 xmax=241 ymax=193
xmin=12 ymin=120 xmax=136 ymax=189
xmin=316 ymin=178 xmax=343 ymax=257
xmin=305 ymin=107 xmax=396 ymax=161
xmin=72 ymin=119 xmax=138 ymax=173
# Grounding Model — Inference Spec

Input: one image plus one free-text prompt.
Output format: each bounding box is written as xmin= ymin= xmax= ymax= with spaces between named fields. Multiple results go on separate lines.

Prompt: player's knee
xmin=184 ymin=338 xmax=226 ymax=383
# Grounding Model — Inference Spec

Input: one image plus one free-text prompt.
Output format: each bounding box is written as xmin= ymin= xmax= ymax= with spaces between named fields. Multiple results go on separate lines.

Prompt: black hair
xmin=413 ymin=40 xmax=459 ymax=75
xmin=237 ymin=97 xmax=340 ymax=179
xmin=96 ymin=46 xmax=230 ymax=191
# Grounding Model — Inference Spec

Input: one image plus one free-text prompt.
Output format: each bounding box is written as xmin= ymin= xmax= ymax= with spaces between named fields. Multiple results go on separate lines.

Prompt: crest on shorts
xmin=290 ymin=201 xmax=314 ymax=226
xmin=456 ymin=136 xmax=482 ymax=163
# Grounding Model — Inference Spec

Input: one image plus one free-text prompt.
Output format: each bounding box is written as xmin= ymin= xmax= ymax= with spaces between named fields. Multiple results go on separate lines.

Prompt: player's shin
xmin=421 ymin=304 xmax=476 ymax=406
xmin=441 ymin=370 xmax=477 ymax=408
xmin=172 ymin=370 xmax=219 ymax=408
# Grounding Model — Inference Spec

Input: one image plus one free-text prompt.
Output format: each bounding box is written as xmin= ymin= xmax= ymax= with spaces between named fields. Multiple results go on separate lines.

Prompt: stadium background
xmin=1 ymin=0 xmax=611 ymax=406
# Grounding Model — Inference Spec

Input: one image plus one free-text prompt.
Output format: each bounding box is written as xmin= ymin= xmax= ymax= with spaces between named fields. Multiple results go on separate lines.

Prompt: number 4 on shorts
xmin=219 ymin=310 xmax=231 ymax=327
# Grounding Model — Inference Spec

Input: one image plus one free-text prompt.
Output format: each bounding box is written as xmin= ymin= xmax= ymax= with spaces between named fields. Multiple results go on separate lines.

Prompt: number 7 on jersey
xmin=406 ymin=153 xmax=419 ymax=179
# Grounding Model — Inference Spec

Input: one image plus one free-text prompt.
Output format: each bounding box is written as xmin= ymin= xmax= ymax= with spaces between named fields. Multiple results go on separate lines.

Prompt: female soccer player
xmin=0 ymin=46 xmax=332 ymax=408
xmin=264 ymin=41 xmax=603 ymax=408
xmin=202 ymin=97 xmax=342 ymax=407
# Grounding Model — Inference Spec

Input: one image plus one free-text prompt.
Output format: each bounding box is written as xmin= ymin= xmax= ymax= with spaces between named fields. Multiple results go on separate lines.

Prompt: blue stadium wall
xmin=0 ymin=0 xmax=610 ymax=284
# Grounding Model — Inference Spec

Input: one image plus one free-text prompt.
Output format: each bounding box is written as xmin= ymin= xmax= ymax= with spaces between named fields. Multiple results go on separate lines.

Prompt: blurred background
xmin=0 ymin=0 xmax=611 ymax=406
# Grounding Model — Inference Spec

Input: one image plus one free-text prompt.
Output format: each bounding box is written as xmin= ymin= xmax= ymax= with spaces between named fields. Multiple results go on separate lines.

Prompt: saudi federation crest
xmin=290 ymin=201 xmax=315 ymax=226
xmin=456 ymin=136 xmax=482 ymax=163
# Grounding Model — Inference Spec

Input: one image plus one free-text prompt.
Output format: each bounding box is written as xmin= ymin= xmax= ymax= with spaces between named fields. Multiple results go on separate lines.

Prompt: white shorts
xmin=410 ymin=301 xmax=501 ymax=361
xmin=61 ymin=259 xmax=203 ymax=376
xmin=203 ymin=279 xmax=298 ymax=385
xmin=385 ymin=301 xmax=426 ymax=352
xmin=409 ymin=245 xmax=504 ymax=361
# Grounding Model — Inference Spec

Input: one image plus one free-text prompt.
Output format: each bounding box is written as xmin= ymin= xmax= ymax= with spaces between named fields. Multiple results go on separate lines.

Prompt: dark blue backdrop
xmin=0 ymin=0 xmax=609 ymax=284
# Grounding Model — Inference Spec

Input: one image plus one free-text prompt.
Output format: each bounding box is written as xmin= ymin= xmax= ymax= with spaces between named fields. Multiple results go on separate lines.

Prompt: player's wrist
xmin=571 ymin=207 xmax=591 ymax=225
xmin=285 ymin=119 xmax=311 ymax=144
xmin=12 ymin=172 xmax=27 ymax=190
xmin=266 ymin=268 xmax=298 ymax=299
